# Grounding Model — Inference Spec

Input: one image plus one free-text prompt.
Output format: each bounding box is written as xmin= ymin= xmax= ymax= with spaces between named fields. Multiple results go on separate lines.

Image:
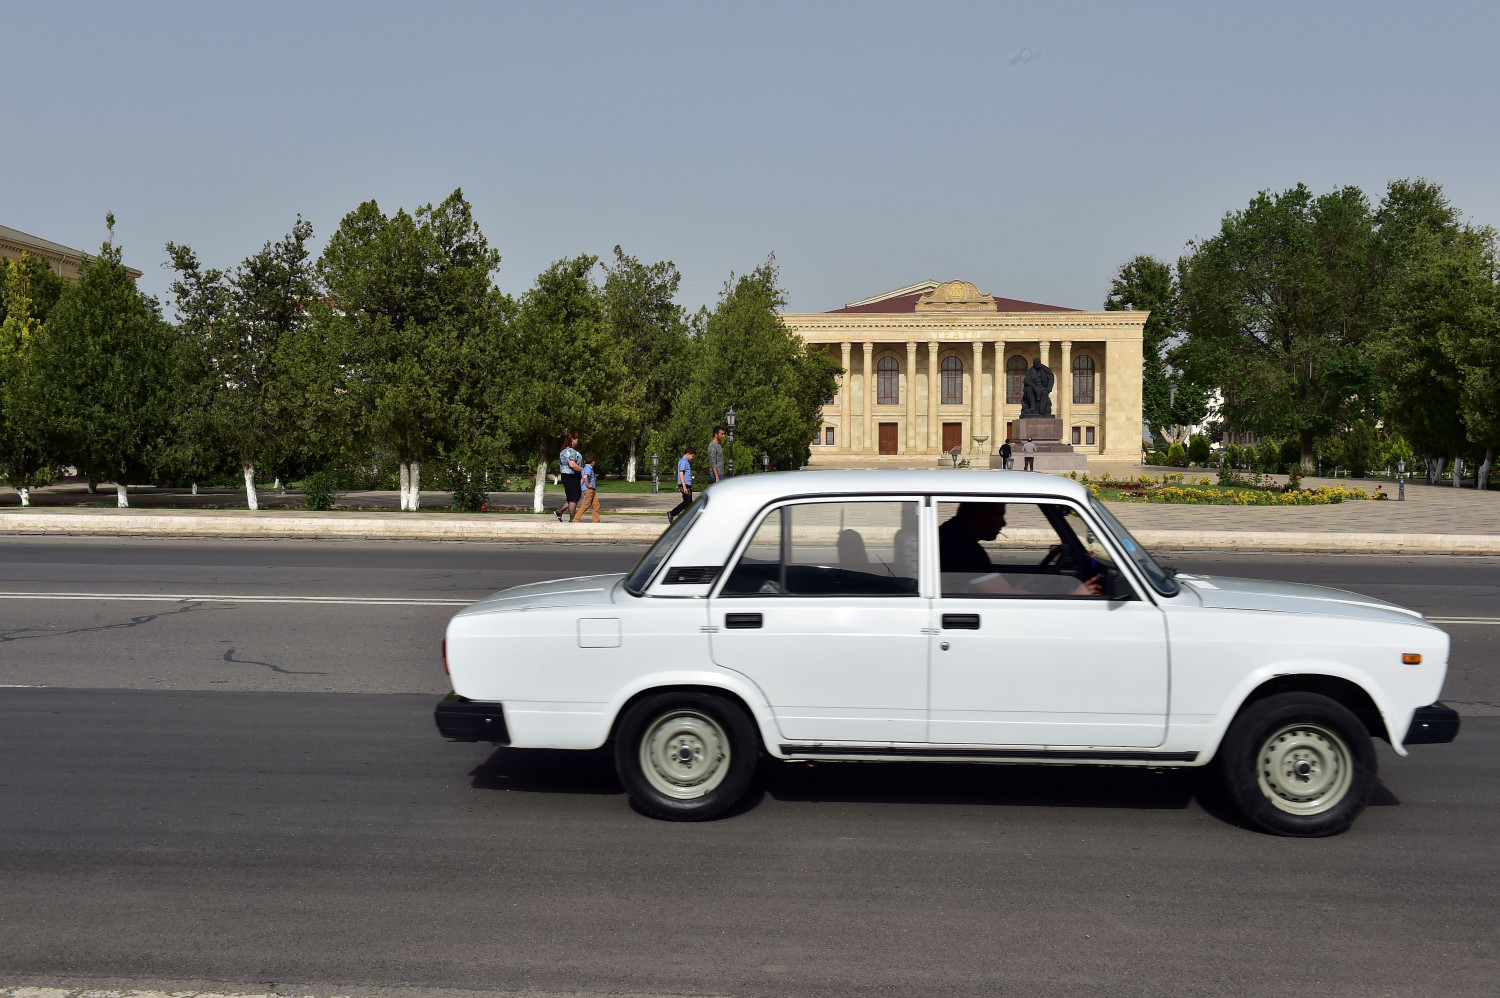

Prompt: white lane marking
xmin=1428 ymin=617 xmax=1500 ymax=625
xmin=0 ymin=591 xmax=470 ymax=607
xmin=3 ymin=989 xmax=341 ymax=998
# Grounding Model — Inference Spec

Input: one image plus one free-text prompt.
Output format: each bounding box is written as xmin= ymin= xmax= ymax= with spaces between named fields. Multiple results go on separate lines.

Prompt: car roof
xmin=666 ymin=470 xmax=1093 ymax=570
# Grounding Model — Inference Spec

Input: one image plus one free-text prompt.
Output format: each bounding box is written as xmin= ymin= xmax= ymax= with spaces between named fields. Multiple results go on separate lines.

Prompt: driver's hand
xmin=1076 ymin=575 xmax=1104 ymax=596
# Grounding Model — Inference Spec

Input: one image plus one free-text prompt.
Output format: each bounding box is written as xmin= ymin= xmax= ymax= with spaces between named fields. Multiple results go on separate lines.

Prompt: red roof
xmin=826 ymin=292 xmax=1078 ymax=314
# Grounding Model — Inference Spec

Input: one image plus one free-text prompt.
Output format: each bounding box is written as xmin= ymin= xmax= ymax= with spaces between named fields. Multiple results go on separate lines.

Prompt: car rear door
xmin=709 ymin=497 xmax=930 ymax=744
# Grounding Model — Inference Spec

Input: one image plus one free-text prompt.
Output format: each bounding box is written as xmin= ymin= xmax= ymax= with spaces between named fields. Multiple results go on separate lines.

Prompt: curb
xmin=1 ymin=510 xmax=1497 ymax=554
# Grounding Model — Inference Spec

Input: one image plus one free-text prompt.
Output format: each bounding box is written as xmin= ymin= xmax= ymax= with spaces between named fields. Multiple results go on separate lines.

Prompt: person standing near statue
xmin=999 ymin=440 xmax=1013 ymax=470
xmin=1023 ymin=438 xmax=1037 ymax=471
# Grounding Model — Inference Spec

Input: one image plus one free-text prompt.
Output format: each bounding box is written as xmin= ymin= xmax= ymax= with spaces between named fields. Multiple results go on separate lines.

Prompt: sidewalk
xmin=3 ymin=475 xmax=1497 ymax=552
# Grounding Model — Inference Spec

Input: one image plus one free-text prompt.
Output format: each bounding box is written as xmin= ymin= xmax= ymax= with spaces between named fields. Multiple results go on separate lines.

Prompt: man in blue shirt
xmin=668 ymin=445 xmax=696 ymax=523
xmin=571 ymin=453 xmax=600 ymax=523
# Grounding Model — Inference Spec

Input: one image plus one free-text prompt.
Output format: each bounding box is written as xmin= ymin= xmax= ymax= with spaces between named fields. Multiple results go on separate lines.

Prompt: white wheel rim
xmin=1256 ymin=723 xmax=1353 ymax=816
xmin=639 ymin=710 xmax=731 ymax=800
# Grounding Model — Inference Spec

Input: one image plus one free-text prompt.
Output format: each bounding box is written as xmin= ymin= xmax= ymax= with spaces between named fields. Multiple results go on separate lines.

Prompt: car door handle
xmin=941 ymin=613 xmax=981 ymax=630
xmin=725 ymin=613 xmax=763 ymax=629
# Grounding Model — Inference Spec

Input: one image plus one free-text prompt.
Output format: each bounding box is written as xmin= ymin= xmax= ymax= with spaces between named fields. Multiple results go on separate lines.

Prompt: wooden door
xmin=878 ymin=422 xmax=898 ymax=455
xmin=942 ymin=422 xmax=963 ymax=453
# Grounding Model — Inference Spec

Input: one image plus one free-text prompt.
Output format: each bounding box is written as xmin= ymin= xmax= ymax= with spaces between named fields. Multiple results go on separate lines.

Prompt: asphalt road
xmin=2 ymin=538 xmax=1497 ymax=997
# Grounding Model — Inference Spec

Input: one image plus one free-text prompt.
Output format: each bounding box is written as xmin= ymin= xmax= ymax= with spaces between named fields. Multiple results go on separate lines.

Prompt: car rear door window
xmin=722 ymin=500 xmax=920 ymax=597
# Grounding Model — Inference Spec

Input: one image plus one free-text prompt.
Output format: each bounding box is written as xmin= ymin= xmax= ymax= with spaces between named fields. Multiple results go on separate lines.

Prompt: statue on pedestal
xmin=1020 ymin=358 xmax=1055 ymax=417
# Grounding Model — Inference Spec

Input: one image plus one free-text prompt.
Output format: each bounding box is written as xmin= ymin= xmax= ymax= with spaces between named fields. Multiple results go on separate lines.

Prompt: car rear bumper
xmin=435 ymin=693 xmax=511 ymax=743
xmin=1404 ymin=702 xmax=1460 ymax=746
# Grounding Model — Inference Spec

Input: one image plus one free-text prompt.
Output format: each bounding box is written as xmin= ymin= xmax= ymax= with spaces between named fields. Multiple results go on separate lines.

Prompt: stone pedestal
xmin=991 ymin=414 xmax=1088 ymax=472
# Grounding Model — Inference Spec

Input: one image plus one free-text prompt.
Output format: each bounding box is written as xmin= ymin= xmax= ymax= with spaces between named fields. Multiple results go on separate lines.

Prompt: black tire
xmin=614 ymin=691 xmax=759 ymax=821
xmin=1215 ymin=691 xmax=1376 ymax=837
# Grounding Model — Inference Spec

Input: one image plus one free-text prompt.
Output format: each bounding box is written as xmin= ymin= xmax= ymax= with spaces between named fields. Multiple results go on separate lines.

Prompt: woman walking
xmin=556 ymin=432 xmax=584 ymax=522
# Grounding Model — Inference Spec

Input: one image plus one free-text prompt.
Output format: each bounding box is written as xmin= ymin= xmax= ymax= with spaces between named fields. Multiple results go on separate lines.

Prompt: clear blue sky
xmin=5 ymin=1 xmax=1497 ymax=315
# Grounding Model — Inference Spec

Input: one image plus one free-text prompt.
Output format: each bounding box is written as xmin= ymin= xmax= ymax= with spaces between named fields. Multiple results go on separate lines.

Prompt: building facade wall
xmin=784 ymin=309 xmax=1148 ymax=464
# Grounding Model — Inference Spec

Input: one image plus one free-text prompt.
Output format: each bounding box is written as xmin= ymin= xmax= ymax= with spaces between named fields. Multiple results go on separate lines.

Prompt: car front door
xmin=709 ymin=497 xmax=929 ymax=743
xmin=927 ymin=497 xmax=1169 ymax=748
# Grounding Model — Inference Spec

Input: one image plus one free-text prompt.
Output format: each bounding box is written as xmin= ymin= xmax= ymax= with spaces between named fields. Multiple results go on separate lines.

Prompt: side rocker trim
xmin=777 ymin=744 xmax=1199 ymax=762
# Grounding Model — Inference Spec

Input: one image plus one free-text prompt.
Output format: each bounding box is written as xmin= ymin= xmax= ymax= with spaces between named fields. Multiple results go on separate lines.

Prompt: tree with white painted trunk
xmin=167 ymin=220 xmax=316 ymax=511
xmin=0 ymin=254 xmax=63 ymax=506
xmin=26 ymin=216 xmax=177 ymax=508
xmin=302 ymin=191 xmax=507 ymax=511
xmin=603 ymin=247 xmax=690 ymax=483
xmin=499 ymin=256 xmax=634 ymax=513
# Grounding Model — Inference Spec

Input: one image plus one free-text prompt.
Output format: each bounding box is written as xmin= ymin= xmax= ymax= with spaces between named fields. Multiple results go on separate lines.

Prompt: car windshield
xmin=1088 ymin=495 xmax=1179 ymax=596
xmin=622 ymin=493 xmax=708 ymax=596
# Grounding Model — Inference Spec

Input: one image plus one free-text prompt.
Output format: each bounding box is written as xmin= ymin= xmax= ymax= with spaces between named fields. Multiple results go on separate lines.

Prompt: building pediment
xmin=913 ymin=280 xmax=998 ymax=312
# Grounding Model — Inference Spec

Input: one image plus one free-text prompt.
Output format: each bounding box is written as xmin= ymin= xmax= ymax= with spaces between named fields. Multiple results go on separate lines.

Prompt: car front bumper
xmin=1404 ymin=702 xmax=1460 ymax=746
xmin=435 ymin=693 xmax=511 ymax=743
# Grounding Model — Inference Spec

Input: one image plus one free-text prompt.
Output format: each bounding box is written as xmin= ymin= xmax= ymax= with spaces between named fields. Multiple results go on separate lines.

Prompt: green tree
xmin=0 ymin=254 xmax=61 ymax=504
xmin=603 ymin=246 xmax=691 ymax=480
xmin=0 ymin=252 xmax=65 ymax=329
xmin=29 ymin=217 xmax=178 ymax=507
xmin=667 ymin=258 xmax=840 ymax=472
xmin=166 ymin=218 xmax=316 ymax=508
xmin=498 ymin=254 xmax=633 ymax=512
xmin=1177 ymin=184 xmax=1382 ymax=469
xmin=1367 ymin=180 xmax=1473 ymax=484
xmin=1187 ymin=434 xmax=1211 ymax=466
xmin=303 ymin=190 xmax=506 ymax=510
xmin=1105 ymin=255 xmax=1178 ymax=434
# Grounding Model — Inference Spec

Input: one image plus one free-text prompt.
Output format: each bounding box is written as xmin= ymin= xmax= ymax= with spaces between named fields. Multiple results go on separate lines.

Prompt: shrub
xmin=451 ymin=473 xmax=489 ymax=513
xmin=1187 ymin=435 xmax=1211 ymax=466
xmin=301 ymin=470 xmax=342 ymax=511
xmin=1165 ymin=442 xmax=1188 ymax=467
xmin=1344 ymin=422 xmax=1377 ymax=478
xmin=1145 ymin=449 xmax=1166 ymax=466
xmin=1257 ymin=440 xmax=1282 ymax=473
xmin=1279 ymin=438 xmax=1302 ymax=472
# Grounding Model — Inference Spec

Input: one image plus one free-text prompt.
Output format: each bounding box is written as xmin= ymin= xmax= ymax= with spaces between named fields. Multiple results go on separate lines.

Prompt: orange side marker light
xmin=1402 ymin=653 xmax=1421 ymax=665
xmin=443 ymin=638 xmax=450 ymax=675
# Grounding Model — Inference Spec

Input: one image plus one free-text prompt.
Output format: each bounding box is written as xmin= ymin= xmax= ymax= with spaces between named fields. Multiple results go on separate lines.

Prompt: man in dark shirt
xmin=938 ymin=502 xmax=1102 ymax=595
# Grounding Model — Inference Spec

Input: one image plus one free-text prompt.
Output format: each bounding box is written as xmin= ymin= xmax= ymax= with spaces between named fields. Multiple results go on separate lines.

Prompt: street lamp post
xmin=725 ymin=407 xmax=736 ymax=478
xmin=1397 ymin=457 xmax=1406 ymax=502
xmin=651 ymin=452 xmax=659 ymax=494
xmin=761 ymin=453 xmax=769 ymax=473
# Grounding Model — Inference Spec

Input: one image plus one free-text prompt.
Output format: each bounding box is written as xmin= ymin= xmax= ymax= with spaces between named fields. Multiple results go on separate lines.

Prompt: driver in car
xmin=939 ymin=502 xmax=1103 ymax=596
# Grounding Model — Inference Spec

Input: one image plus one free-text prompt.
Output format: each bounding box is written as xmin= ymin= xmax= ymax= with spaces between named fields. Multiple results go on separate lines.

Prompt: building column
xmin=971 ymin=339 xmax=984 ymax=452
xmin=1059 ymin=340 xmax=1072 ymax=444
xmin=992 ymin=338 xmax=1006 ymax=448
xmin=862 ymin=340 xmax=875 ymax=454
xmin=839 ymin=341 xmax=852 ymax=452
xmin=927 ymin=340 xmax=940 ymax=454
xmin=905 ymin=341 xmax=918 ymax=453
xmin=1045 ymin=341 xmax=1058 ymax=416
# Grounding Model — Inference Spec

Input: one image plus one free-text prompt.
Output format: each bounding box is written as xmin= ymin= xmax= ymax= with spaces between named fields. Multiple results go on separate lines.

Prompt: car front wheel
xmin=615 ymin=691 xmax=759 ymax=821
xmin=1216 ymin=692 xmax=1376 ymax=837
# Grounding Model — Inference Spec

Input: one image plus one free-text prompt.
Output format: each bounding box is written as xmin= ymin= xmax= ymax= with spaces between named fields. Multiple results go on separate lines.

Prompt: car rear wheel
xmin=615 ymin=692 xmax=758 ymax=821
xmin=1216 ymin=692 xmax=1376 ymax=837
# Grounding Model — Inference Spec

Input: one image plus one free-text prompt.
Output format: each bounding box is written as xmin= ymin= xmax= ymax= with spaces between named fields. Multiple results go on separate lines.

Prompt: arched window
xmin=1072 ymin=354 xmax=1096 ymax=405
xmin=1006 ymin=355 xmax=1027 ymax=404
xmin=876 ymin=355 xmax=899 ymax=405
xmin=940 ymin=355 xmax=964 ymax=405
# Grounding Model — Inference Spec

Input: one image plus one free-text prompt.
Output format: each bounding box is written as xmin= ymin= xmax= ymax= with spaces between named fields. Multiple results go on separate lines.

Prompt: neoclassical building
xmin=0 ymin=223 xmax=142 ymax=281
xmin=782 ymin=280 xmax=1148 ymax=465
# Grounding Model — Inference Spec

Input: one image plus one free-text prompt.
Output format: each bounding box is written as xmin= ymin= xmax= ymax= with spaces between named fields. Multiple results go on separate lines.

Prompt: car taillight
xmin=442 ymin=638 xmax=450 ymax=675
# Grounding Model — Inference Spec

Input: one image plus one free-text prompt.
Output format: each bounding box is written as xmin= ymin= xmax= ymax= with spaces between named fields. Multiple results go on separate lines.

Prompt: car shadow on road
xmin=467 ymin=747 xmax=1401 ymax=827
xmin=471 ymin=746 xmax=623 ymax=796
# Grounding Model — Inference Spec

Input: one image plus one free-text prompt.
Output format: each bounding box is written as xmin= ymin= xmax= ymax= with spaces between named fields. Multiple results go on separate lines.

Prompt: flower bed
xmin=1066 ymin=472 xmax=1375 ymax=505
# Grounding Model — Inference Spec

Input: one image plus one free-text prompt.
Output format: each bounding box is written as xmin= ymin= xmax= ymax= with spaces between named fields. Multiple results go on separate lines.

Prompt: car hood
xmin=456 ymin=573 xmax=627 ymax=616
xmin=1175 ymin=574 xmax=1427 ymax=624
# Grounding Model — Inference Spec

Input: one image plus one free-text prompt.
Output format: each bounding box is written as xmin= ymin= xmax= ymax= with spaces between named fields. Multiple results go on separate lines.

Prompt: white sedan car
xmin=436 ymin=471 xmax=1458 ymax=836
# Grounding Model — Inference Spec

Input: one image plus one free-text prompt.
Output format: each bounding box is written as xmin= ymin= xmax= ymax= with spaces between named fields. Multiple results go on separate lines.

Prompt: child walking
xmin=571 ymin=453 xmax=600 ymax=523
